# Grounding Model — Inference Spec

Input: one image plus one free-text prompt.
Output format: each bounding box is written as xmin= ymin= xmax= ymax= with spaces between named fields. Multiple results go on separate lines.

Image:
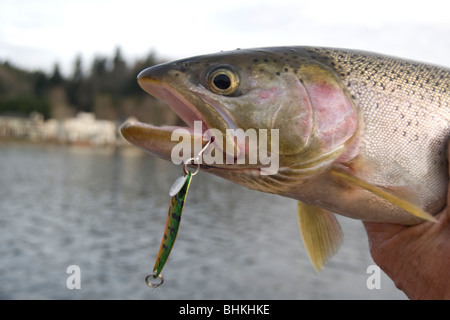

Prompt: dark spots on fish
xmin=263 ymin=59 xmax=269 ymax=62
xmin=175 ymin=73 xmax=179 ymax=77
xmin=259 ymin=47 xmax=449 ymax=125
xmin=253 ymin=58 xmax=259 ymax=63
xmin=284 ymin=68 xmax=289 ymax=72
xmin=177 ymin=61 xmax=190 ymax=72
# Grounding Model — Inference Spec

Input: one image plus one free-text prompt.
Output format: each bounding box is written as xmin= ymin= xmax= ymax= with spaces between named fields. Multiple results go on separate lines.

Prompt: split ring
xmin=145 ymin=273 xmax=164 ymax=288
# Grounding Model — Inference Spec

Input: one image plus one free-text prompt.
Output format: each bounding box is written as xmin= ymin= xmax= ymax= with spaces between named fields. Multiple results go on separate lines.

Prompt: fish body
xmin=121 ymin=47 xmax=450 ymax=270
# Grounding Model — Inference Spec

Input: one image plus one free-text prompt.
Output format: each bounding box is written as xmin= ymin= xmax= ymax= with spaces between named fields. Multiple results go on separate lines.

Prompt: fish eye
xmin=208 ymin=68 xmax=239 ymax=95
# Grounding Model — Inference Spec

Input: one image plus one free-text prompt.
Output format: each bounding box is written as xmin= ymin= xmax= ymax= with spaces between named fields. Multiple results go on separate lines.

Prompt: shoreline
xmin=0 ymin=112 xmax=134 ymax=148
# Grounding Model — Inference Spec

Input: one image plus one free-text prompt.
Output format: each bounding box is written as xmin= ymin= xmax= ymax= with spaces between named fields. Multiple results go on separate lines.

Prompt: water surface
xmin=0 ymin=143 xmax=406 ymax=299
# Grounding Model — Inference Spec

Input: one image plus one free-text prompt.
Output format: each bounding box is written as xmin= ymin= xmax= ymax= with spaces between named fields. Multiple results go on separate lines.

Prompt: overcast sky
xmin=1 ymin=0 xmax=449 ymax=75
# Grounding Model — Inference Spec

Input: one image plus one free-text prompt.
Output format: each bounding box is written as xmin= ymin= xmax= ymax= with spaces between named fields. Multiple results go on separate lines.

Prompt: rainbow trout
xmin=121 ymin=47 xmax=450 ymax=271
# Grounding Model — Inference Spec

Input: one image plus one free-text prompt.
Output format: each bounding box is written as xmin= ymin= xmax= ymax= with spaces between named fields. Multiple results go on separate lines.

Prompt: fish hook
xmin=183 ymin=139 xmax=212 ymax=176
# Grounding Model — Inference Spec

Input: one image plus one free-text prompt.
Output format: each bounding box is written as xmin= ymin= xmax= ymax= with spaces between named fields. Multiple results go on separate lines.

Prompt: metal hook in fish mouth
xmin=183 ymin=139 xmax=213 ymax=176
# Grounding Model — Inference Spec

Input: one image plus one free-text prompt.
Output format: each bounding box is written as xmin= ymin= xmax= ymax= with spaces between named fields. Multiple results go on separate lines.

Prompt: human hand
xmin=363 ymin=182 xmax=450 ymax=300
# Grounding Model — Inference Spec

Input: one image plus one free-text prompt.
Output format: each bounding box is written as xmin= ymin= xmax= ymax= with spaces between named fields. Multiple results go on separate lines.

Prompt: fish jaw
xmin=120 ymin=121 xmax=204 ymax=162
xmin=122 ymin=64 xmax=214 ymax=163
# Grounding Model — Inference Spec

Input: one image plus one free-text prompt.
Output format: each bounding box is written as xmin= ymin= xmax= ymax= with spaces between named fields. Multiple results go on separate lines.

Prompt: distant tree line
xmin=0 ymin=47 xmax=165 ymax=121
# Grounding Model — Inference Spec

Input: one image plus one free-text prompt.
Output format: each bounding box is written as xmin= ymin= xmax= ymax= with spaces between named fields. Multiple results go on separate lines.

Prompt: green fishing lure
xmin=145 ymin=140 xmax=211 ymax=288
xmin=155 ymin=172 xmax=191 ymax=276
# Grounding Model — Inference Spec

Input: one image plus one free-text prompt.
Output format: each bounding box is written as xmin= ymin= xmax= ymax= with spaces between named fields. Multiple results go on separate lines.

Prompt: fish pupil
xmin=213 ymin=74 xmax=231 ymax=90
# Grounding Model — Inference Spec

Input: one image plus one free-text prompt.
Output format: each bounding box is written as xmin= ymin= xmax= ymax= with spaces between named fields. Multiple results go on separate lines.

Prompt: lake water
xmin=0 ymin=143 xmax=406 ymax=299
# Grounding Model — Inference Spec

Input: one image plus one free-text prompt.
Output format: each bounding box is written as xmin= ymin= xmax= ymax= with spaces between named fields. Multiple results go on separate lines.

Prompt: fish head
xmin=121 ymin=47 xmax=358 ymax=194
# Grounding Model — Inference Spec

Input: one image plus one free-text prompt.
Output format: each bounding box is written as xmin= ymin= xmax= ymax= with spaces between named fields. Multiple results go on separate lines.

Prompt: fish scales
xmin=306 ymin=47 xmax=450 ymax=215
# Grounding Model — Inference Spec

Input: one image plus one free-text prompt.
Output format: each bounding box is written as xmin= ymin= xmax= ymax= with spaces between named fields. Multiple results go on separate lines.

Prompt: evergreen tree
xmin=66 ymin=54 xmax=93 ymax=112
xmin=49 ymin=63 xmax=64 ymax=86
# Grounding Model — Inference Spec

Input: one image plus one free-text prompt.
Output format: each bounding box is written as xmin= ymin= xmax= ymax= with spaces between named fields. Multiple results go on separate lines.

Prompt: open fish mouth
xmin=119 ymin=86 xmax=210 ymax=162
xmin=136 ymin=66 xmax=213 ymax=136
xmin=120 ymin=65 xmax=252 ymax=170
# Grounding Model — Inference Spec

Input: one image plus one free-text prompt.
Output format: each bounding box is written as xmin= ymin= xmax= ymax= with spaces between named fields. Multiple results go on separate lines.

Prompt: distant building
xmin=57 ymin=112 xmax=117 ymax=146
xmin=0 ymin=112 xmax=125 ymax=146
xmin=0 ymin=112 xmax=43 ymax=141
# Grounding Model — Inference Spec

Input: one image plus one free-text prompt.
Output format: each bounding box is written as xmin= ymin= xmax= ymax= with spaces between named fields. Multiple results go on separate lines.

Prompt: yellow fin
xmin=297 ymin=201 xmax=343 ymax=273
xmin=330 ymin=168 xmax=437 ymax=223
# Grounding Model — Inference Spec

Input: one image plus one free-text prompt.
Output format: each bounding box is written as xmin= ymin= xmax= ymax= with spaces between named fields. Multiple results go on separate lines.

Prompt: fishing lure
xmin=145 ymin=140 xmax=212 ymax=288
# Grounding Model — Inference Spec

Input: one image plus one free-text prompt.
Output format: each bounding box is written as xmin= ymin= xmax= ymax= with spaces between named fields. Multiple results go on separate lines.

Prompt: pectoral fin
xmin=329 ymin=168 xmax=437 ymax=223
xmin=297 ymin=201 xmax=343 ymax=273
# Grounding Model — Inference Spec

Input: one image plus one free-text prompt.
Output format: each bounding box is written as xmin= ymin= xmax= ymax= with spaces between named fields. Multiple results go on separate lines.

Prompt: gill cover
xmin=296 ymin=63 xmax=358 ymax=155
